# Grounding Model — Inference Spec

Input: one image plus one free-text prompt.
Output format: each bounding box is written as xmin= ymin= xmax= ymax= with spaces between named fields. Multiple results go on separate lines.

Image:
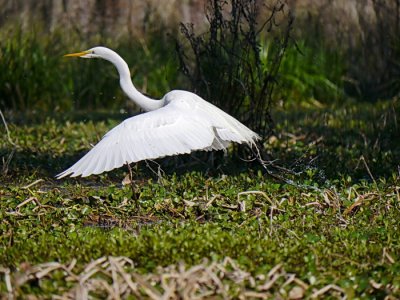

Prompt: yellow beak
xmin=63 ymin=50 xmax=90 ymax=57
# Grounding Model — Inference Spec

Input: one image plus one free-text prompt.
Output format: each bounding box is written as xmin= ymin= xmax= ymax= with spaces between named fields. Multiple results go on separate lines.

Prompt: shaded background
xmin=0 ymin=0 xmax=399 ymax=112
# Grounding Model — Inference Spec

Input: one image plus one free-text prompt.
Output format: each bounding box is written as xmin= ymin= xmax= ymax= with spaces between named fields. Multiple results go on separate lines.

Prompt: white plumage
xmin=57 ymin=47 xmax=260 ymax=179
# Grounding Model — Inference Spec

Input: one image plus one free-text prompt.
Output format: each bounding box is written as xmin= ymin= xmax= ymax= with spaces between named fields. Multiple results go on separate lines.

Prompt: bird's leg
xmin=126 ymin=162 xmax=139 ymax=210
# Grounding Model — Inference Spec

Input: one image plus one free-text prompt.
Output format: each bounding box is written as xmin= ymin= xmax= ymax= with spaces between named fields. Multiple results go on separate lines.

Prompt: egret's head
xmin=64 ymin=46 xmax=127 ymax=72
xmin=64 ymin=46 xmax=114 ymax=59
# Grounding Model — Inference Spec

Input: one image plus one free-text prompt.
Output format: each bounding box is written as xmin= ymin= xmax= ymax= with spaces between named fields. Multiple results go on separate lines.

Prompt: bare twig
xmin=21 ymin=179 xmax=44 ymax=189
xmin=144 ymin=159 xmax=166 ymax=184
xmin=0 ymin=267 xmax=13 ymax=295
xmin=310 ymin=284 xmax=345 ymax=299
xmin=126 ymin=162 xmax=139 ymax=206
xmin=1 ymin=109 xmax=17 ymax=176
xmin=0 ymin=109 xmax=16 ymax=147
xmin=360 ymin=155 xmax=379 ymax=190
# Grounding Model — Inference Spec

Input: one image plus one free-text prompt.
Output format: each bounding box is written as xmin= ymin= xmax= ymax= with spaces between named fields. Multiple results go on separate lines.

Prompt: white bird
xmin=57 ymin=46 xmax=260 ymax=179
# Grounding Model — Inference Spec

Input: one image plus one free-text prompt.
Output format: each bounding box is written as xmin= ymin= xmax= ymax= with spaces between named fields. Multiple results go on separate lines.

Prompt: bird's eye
xmin=92 ymin=50 xmax=95 ymax=54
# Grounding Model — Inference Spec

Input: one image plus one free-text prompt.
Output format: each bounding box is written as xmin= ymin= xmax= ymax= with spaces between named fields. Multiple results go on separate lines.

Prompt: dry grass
xmin=1 ymin=256 xmax=362 ymax=299
xmin=3 ymin=255 xmax=397 ymax=298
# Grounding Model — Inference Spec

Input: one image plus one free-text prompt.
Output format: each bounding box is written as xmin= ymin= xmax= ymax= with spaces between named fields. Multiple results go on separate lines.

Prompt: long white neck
xmin=104 ymin=50 xmax=165 ymax=111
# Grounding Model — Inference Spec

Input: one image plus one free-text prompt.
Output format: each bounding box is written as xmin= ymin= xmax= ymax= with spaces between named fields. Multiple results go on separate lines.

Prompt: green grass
xmin=1 ymin=99 xmax=399 ymax=298
xmin=0 ymin=26 xmax=179 ymax=112
xmin=268 ymin=39 xmax=346 ymax=104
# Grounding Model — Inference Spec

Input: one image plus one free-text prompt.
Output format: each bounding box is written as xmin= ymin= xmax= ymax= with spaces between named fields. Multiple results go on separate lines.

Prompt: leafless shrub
xmin=176 ymin=0 xmax=294 ymax=137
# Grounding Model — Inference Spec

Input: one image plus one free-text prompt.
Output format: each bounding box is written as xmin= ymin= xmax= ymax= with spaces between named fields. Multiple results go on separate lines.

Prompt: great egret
xmin=57 ymin=46 xmax=260 ymax=178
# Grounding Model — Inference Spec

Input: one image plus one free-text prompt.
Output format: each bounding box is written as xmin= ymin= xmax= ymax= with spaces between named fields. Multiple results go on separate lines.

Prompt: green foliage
xmin=0 ymin=27 xmax=65 ymax=110
xmin=0 ymin=25 xmax=179 ymax=112
xmin=271 ymin=40 xmax=346 ymax=104
xmin=1 ymin=100 xmax=399 ymax=297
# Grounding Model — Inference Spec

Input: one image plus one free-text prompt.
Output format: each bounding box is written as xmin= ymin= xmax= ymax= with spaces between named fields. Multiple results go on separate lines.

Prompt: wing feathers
xmin=57 ymin=113 xmax=215 ymax=178
xmin=57 ymin=91 xmax=260 ymax=178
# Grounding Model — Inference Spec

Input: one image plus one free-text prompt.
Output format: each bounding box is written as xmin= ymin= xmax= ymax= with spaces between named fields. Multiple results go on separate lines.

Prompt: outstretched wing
xmin=57 ymin=91 xmax=260 ymax=179
xmin=57 ymin=101 xmax=217 ymax=178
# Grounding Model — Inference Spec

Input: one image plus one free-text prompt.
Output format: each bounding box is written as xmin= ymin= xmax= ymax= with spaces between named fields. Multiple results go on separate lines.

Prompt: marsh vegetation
xmin=1 ymin=0 xmax=399 ymax=298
